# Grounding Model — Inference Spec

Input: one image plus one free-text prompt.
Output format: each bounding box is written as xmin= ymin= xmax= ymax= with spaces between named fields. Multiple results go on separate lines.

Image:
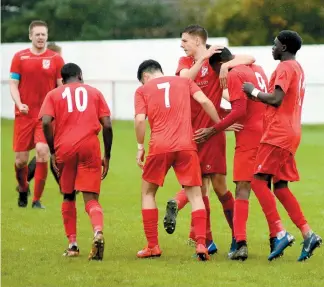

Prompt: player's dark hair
xmin=181 ymin=25 xmax=208 ymax=44
xmin=61 ymin=63 xmax=82 ymax=82
xmin=47 ymin=42 xmax=61 ymax=53
xmin=137 ymin=60 xmax=163 ymax=82
xmin=277 ymin=30 xmax=302 ymax=55
xmin=29 ymin=20 xmax=48 ymax=33
xmin=209 ymin=47 xmax=233 ymax=66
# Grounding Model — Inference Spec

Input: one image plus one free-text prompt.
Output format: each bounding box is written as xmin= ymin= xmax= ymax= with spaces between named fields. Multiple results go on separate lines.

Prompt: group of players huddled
xmin=10 ymin=20 xmax=321 ymax=262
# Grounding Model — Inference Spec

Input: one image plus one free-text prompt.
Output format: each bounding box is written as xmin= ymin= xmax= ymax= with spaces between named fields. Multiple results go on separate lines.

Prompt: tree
xmin=203 ymin=0 xmax=324 ymax=45
xmin=1 ymin=0 xmax=181 ymax=42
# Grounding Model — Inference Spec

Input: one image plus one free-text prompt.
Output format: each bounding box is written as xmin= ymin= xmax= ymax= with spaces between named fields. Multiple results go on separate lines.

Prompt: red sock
xmin=192 ymin=209 xmax=207 ymax=246
xmin=174 ymin=189 xmax=189 ymax=210
xmin=85 ymin=200 xmax=104 ymax=233
xmin=251 ymin=178 xmax=284 ymax=234
xmin=217 ymin=191 xmax=234 ymax=236
xmin=33 ymin=162 xmax=48 ymax=202
xmin=142 ymin=208 xmax=158 ymax=248
xmin=274 ymin=187 xmax=310 ymax=237
xmin=202 ymin=196 xmax=213 ymax=241
xmin=61 ymin=201 xmax=77 ymax=243
xmin=189 ymin=218 xmax=195 ymax=240
xmin=15 ymin=165 xmax=28 ymax=191
xmin=233 ymin=199 xmax=249 ymax=242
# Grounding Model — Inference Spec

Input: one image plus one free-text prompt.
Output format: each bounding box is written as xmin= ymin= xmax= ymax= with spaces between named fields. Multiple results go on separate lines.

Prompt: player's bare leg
xmin=230 ymin=181 xmax=250 ymax=261
xmin=210 ymin=173 xmax=236 ymax=255
xmin=83 ymin=192 xmax=105 ymax=261
xmin=62 ymin=191 xmax=79 ymax=257
xmin=251 ymin=174 xmax=295 ymax=261
xmin=32 ymin=142 xmax=49 ymax=209
xmin=185 ymin=185 xmax=209 ymax=261
xmin=273 ymin=180 xmax=322 ymax=261
xmin=15 ymin=151 xmax=30 ymax=207
xmin=137 ymin=180 xmax=162 ymax=258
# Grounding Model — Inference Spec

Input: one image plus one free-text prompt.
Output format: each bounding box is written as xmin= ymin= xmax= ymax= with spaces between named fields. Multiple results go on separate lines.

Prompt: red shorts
xmin=198 ymin=131 xmax=226 ymax=175
xmin=233 ymin=147 xmax=258 ymax=182
xmin=57 ymin=136 xmax=102 ymax=194
xmin=13 ymin=115 xmax=46 ymax=152
xmin=254 ymin=143 xmax=299 ymax=183
xmin=143 ymin=150 xmax=202 ymax=187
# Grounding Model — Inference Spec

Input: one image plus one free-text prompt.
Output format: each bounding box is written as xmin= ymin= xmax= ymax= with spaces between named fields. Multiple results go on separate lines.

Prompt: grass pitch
xmin=1 ymin=119 xmax=324 ymax=287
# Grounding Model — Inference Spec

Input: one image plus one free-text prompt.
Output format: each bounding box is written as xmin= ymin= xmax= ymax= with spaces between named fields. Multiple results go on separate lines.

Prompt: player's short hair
xmin=209 ymin=47 xmax=233 ymax=66
xmin=277 ymin=30 xmax=302 ymax=54
xmin=61 ymin=63 xmax=82 ymax=82
xmin=29 ymin=20 xmax=48 ymax=34
xmin=181 ymin=25 xmax=208 ymax=44
xmin=137 ymin=60 xmax=163 ymax=82
xmin=47 ymin=42 xmax=61 ymax=53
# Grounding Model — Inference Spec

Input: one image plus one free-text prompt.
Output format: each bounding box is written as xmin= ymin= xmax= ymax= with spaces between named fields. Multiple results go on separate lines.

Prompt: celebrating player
xmin=163 ymin=24 xmax=254 ymax=255
xmin=194 ymin=47 xmax=270 ymax=260
xmin=9 ymin=20 xmax=64 ymax=209
xmin=26 ymin=42 xmax=63 ymax=186
xmin=39 ymin=63 xmax=113 ymax=260
xmin=135 ymin=59 xmax=220 ymax=261
xmin=242 ymin=30 xmax=322 ymax=261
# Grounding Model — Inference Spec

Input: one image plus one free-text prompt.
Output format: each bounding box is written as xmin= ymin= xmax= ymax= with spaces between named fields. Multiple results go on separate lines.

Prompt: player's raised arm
xmin=243 ymin=82 xmax=285 ymax=107
xmin=219 ymin=54 xmax=256 ymax=89
xmin=177 ymin=25 xmax=223 ymax=80
xmin=178 ymin=45 xmax=222 ymax=80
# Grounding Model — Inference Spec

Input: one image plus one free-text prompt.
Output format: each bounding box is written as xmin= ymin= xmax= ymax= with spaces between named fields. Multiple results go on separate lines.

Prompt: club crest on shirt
xmin=42 ymin=59 xmax=51 ymax=69
xmin=206 ymin=164 xmax=211 ymax=171
xmin=201 ymin=66 xmax=208 ymax=77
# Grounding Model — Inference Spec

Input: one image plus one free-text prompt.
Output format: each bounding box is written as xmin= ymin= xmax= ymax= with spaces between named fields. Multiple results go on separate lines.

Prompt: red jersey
xmin=134 ymin=76 xmax=201 ymax=155
xmin=10 ymin=48 xmax=64 ymax=118
xmin=261 ymin=60 xmax=305 ymax=154
xmin=39 ymin=83 xmax=111 ymax=162
xmin=176 ymin=57 xmax=222 ymax=130
xmin=227 ymin=64 xmax=268 ymax=149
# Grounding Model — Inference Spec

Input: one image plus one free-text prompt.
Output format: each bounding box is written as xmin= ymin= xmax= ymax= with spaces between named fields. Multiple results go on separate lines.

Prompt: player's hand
xmin=101 ymin=157 xmax=109 ymax=180
xmin=225 ymin=123 xmax=244 ymax=132
xmin=136 ymin=148 xmax=145 ymax=169
xmin=219 ymin=63 xmax=229 ymax=89
xmin=202 ymin=45 xmax=224 ymax=61
xmin=51 ymin=154 xmax=60 ymax=177
xmin=193 ymin=127 xmax=216 ymax=144
xmin=18 ymin=103 xmax=29 ymax=114
xmin=242 ymin=82 xmax=255 ymax=98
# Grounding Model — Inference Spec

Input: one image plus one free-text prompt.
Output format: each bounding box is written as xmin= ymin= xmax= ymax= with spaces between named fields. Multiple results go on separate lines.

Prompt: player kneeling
xmin=134 ymin=60 xmax=221 ymax=261
xmin=39 ymin=63 xmax=113 ymax=260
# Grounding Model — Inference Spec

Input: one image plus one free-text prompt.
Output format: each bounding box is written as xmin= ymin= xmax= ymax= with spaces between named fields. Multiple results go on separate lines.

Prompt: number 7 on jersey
xmin=157 ymin=82 xmax=171 ymax=108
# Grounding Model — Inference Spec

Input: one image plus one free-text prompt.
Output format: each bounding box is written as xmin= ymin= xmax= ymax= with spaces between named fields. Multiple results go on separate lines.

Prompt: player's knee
xmin=35 ymin=143 xmax=49 ymax=161
xmin=235 ymin=181 xmax=251 ymax=200
xmin=15 ymin=152 xmax=28 ymax=168
xmin=211 ymin=174 xmax=227 ymax=195
xmin=63 ymin=191 xmax=76 ymax=201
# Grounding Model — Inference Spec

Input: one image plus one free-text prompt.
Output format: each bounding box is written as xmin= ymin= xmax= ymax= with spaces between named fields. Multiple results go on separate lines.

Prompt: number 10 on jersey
xmin=62 ymin=86 xmax=88 ymax=112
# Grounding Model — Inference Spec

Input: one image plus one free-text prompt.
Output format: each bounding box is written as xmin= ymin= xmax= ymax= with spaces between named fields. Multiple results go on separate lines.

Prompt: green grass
xmin=1 ymin=119 xmax=324 ymax=287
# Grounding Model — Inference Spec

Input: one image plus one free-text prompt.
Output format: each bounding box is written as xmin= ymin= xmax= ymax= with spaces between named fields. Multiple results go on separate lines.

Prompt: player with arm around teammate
xmin=243 ymin=30 xmax=322 ymax=261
